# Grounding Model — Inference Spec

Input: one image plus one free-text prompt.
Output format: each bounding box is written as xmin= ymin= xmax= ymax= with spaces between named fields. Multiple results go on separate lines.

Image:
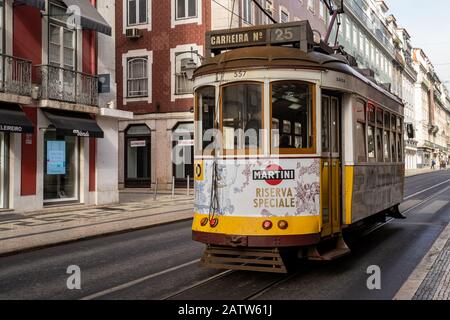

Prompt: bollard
xmin=153 ymin=180 xmax=158 ymax=200
xmin=187 ymin=175 xmax=190 ymax=196
xmin=172 ymin=176 xmax=175 ymax=199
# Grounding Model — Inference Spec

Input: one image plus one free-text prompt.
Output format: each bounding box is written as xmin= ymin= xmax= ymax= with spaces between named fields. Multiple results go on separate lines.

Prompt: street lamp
xmin=176 ymin=48 xmax=205 ymax=81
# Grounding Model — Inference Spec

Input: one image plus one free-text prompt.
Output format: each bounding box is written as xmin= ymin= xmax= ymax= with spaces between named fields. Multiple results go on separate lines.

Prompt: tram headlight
xmin=200 ymin=217 xmax=209 ymax=226
xmin=262 ymin=220 xmax=273 ymax=230
xmin=278 ymin=220 xmax=289 ymax=230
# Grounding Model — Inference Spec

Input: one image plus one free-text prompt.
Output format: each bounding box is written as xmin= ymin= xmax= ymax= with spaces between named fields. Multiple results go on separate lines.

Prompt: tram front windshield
xmin=195 ymin=81 xmax=315 ymax=155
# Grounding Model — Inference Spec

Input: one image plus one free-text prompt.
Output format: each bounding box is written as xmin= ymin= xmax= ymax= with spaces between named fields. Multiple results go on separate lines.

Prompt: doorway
xmin=125 ymin=125 xmax=151 ymax=188
xmin=172 ymin=122 xmax=194 ymax=187
xmin=321 ymin=94 xmax=342 ymax=236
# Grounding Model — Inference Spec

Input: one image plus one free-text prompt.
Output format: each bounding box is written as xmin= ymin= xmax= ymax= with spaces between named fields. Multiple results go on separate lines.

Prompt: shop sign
xmin=72 ymin=129 xmax=90 ymax=137
xmin=177 ymin=140 xmax=194 ymax=146
xmin=130 ymin=140 xmax=146 ymax=148
xmin=47 ymin=141 xmax=66 ymax=175
xmin=0 ymin=124 xmax=23 ymax=132
xmin=25 ymin=134 xmax=33 ymax=145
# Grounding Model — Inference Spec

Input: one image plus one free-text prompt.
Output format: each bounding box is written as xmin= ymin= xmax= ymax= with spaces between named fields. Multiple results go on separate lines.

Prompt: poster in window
xmin=47 ymin=141 xmax=66 ymax=175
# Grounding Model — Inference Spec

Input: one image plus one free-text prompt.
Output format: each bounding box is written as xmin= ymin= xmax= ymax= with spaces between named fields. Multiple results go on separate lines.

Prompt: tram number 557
xmin=234 ymin=70 xmax=247 ymax=78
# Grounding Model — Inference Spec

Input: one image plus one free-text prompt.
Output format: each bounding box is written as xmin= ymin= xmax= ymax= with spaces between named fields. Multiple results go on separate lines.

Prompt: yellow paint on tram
xmin=344 ymin=166 xmax=354 ymax=225
xmin=192 ymin=214 xmax=321 ymax=236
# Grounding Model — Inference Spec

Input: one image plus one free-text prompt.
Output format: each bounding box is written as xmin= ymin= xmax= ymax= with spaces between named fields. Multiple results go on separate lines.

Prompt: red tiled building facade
xmin=116 ymin=0 xmax=329 ymax=189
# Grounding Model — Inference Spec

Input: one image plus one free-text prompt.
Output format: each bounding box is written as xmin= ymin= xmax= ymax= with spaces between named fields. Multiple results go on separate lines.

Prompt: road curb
xmin=0 ymin=216 xmax=193 ymax=258
xmin=393 ymin=222 xmax=450 ymax=300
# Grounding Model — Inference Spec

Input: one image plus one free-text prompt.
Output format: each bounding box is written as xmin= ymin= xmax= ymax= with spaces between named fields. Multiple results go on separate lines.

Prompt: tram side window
xmin=384 ymin=111 xmax=391 ymax=161
xmin=354 ymin=99 xmax=366 ymax=163
xmin=321 ymin=96 xmax=330 ymax=153
xmin=367 ymin=105 xmax=376 ymax=161
xmin=376 ymin=127 xmax=383 ymax=162
xmin=376 ymin=108 xmax=383 ymax=162
xmin=196 ymin=86 xmax=216 ymax=155
xmin=397 ymin=118 xmax=403 ymax=162
xmin=271 ymin=81 xmax=314 ymax=152
xmin=391 ymin=130 xmax=397 ymax=162
xmin=222 ymin=83 xmax=262 ymax=152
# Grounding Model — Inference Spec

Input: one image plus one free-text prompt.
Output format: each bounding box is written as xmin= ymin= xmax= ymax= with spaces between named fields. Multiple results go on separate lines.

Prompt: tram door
xmin=321 ymin=94 xmax=341 ymax=237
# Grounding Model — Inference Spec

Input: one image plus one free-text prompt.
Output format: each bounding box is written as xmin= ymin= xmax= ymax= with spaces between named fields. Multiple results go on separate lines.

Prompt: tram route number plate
xmin=270 ymin=27 xmax=299 ymax=43
xmin=208 ymin=25 xmax=304 ymax=49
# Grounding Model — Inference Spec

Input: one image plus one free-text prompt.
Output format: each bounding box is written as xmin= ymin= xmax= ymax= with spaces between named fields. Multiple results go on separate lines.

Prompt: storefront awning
xmin=44 ymin=110 xmax=104 ymax=138
xmin=14 ymin=0 xmax=46 ymax=10
xmin=0 ymin=104 xmax=34 ymax=134
xmin=62 ymin=0 xmax=112 ymax=36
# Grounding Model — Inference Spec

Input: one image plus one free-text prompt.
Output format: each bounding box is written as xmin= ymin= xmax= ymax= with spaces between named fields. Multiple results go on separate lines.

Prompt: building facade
xmin=116 ymin=0 xmax=330 ymax=190
xmin=411 ymin=48 xmax=450 ymax=168
xmin=386 ymin=15 xmax=418 ymax=170
xmin=330 ymin=0 xmax=394 ymax=86
xmin=0 ymin=0 xmax=130 ymax=214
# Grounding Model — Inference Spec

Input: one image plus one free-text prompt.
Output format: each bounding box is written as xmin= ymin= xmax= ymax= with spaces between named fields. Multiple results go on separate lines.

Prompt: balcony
xmin=0 ymin=54 xmax=32 ymax=97
xmin=37 ymin=65 xmax=98 ymax=107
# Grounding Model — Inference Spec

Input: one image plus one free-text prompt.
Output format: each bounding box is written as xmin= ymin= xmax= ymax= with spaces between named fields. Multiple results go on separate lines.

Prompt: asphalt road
xmin=1 ymin=171 xmax=450 ymax=300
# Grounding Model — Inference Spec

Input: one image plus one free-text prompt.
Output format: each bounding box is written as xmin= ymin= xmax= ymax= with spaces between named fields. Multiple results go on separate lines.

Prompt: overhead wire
xmin=212 ymin=0 xmax=253 ymax=26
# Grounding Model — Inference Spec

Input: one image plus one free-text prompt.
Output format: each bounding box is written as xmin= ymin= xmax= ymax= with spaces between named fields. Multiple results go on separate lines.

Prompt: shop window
xmin=44 ymin=131 xmax=79 ymax=203
xmin=222 ymin=83 xmax=263 ymax=153
xmin=271 ymin=81 xmax=315 ymax=154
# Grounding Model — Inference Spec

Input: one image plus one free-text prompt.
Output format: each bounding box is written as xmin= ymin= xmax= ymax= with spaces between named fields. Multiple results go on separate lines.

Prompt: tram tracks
xmin=80 ymin=175 xmax=450 ymax=300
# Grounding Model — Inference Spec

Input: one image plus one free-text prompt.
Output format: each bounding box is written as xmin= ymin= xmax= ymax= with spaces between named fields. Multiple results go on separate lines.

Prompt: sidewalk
xmin=406 ymin=167 xmax=448 ymax=177
xmin=395 ymin=222 xmax=450 ymax=300
xmin=0 ymin=192 xmax=194 ymax=256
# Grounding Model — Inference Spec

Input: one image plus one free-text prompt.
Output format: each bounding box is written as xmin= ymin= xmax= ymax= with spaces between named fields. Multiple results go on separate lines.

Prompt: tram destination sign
xmin=206 ymin=21 xmax=314 ymax=55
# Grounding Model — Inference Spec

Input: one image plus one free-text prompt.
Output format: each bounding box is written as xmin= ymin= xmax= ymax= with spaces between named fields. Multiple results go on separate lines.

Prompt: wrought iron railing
xmin=0 ymin=54 xmax=32 ymax=96
xmin=37 ymin=65 xmax=98 ymax=106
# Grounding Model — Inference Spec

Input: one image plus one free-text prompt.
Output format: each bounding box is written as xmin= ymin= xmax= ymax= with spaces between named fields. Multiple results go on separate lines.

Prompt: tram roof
xmin=194 ymin=45 xmax=402 ymax=106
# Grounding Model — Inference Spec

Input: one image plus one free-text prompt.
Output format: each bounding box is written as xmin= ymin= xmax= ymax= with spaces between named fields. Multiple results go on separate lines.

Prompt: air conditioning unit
xmin=125 ymin=28 xmax=141 ymax=39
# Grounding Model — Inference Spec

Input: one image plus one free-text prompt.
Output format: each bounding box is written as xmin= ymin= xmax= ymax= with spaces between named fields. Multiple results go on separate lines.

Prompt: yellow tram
xmin=191 ymin=21 xmax=405 ymax=273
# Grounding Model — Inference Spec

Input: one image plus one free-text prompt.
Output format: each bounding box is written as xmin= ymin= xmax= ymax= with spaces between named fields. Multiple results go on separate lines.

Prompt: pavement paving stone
xmin=413 ymin=237 xmax=450 ymax=300
xmin=395 ymin=222 xmax=450 ymax=300
xmin=0 ymin=193 xmax=194 ymax=255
